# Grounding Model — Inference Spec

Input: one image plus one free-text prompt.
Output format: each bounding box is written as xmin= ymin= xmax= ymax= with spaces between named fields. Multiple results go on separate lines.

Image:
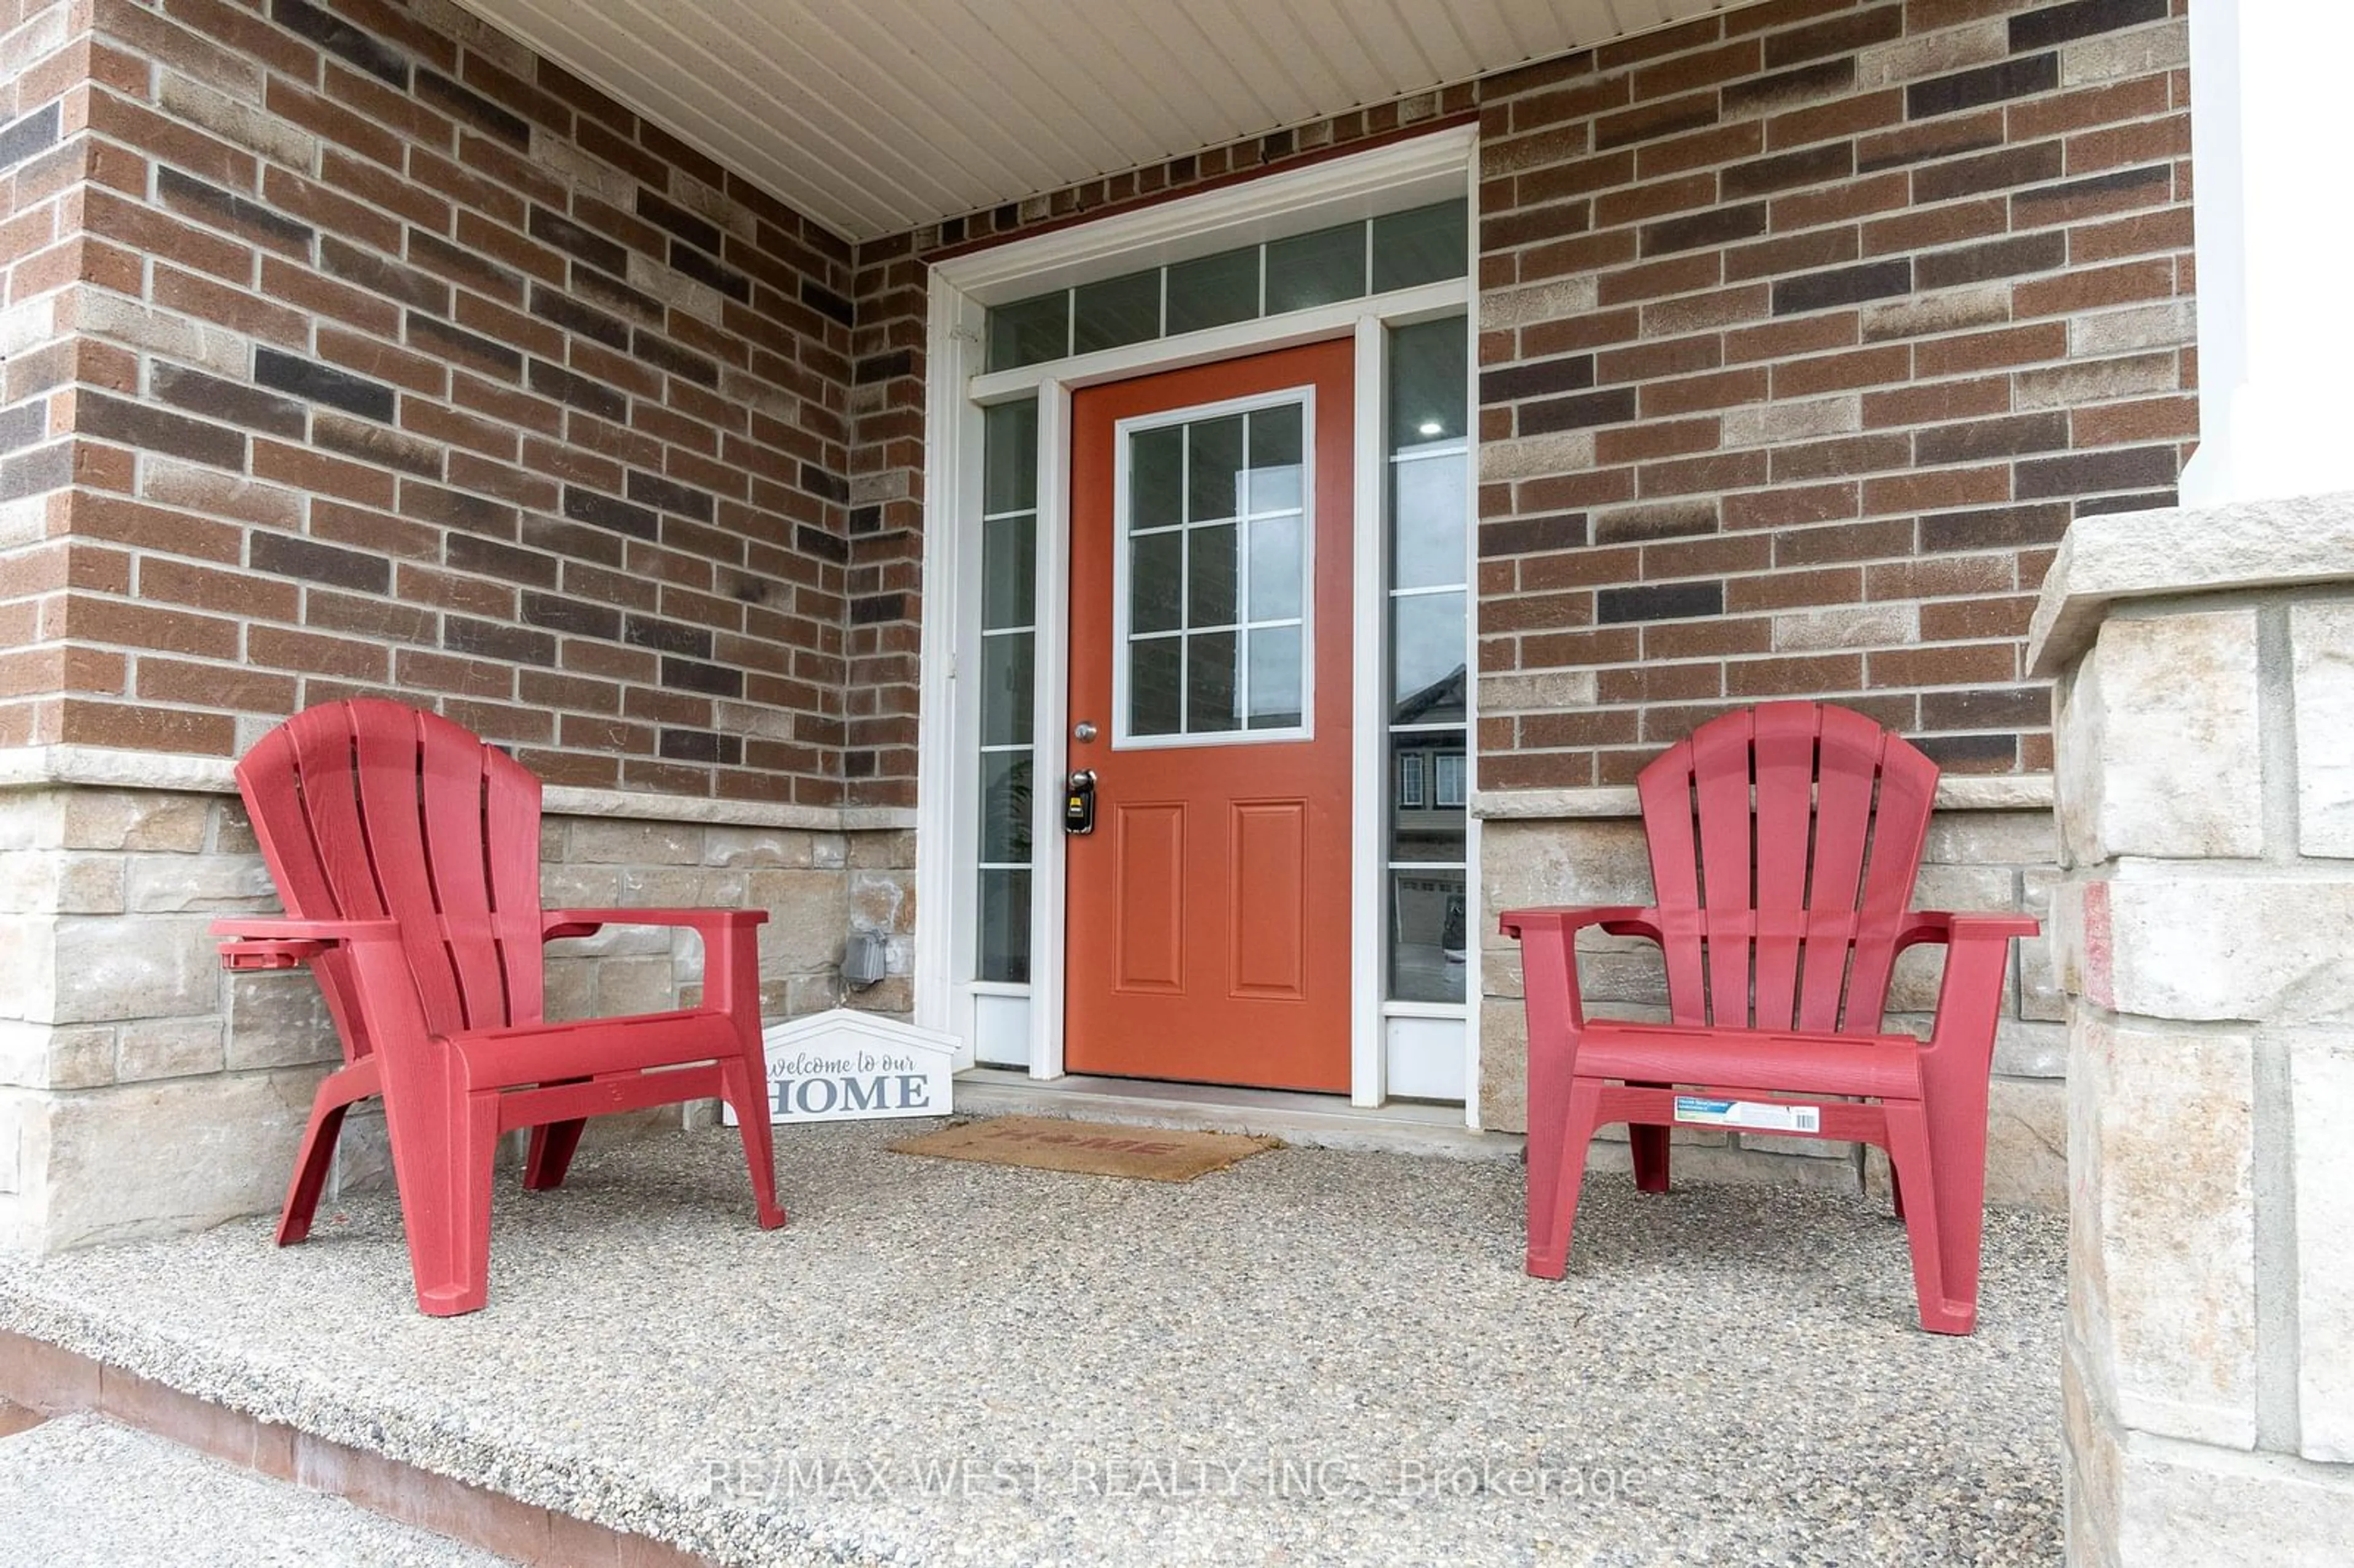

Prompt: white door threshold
xmin=952 ymin=1068 xmax=1525 ymax=1163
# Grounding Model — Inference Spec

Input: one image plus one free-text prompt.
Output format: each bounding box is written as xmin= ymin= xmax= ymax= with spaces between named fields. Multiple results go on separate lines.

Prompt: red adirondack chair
xmin=1501 ymin=702 xmax=2038 ymax=1334
xmin=211 ymin=700 xmax=785 ymax=1316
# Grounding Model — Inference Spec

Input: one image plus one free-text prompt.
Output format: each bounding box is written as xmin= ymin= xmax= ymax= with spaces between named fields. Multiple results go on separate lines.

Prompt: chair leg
xmin=1628 ymin=1122 xmax=1672 ymax=1193
xmin=381 ymin=1051 xmax=504 ymax=1317
xmin=1889 ymin=1162 xmax=1906 ymax=1220
xmin=277 ymin=1098 xmax=350 ymax=1248
xmin=719 ymin=1054 xmax=787 ymax=1231
xmin=278 ymin=1060 xmax=379 ymax=1247
xmin=1881 ymin=1103 xmax=1973 ymax=1334
xmin=1527 ymin=1078 xmax=1605 ymax=1279
xmin=522 ymin=1118 xmax=588 ymax=1191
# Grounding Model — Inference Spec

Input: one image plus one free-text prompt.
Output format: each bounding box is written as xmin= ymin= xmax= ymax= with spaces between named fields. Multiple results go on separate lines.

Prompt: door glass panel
xmin=1187 ymin=524 xmax=1238 ymax=627
xmin=1247 ymin=515 xmax=1301 ymax=621
xmin=1186 ymin=415 xmax=1244 ymax=522
xmin=1130 ymin=424 xmax=1185 ymax=528
xmin=1130 ymin=636 xmax=1182 ymax=736
xmin=1120 ymin=398 xmax=1311 ymax=744
xmin=1187 ymin=630 xmax=1240 ymax=733
xmin=1248 ymin=626 xmax=1303 ymax=729
xmin=1246 ymin=403 xmax=1303 ymax=512
xmin=1130 ymin=531 xmax=1183 ymax=634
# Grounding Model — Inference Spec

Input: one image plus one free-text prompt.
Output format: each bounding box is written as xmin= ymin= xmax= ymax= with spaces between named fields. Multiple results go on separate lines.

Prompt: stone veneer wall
xmin=2032 ymin=497 xmax=2354 ymax=1564
xmin=0 ymin=774 xmax=913 ymax=1252
xmin=1481 ymin=792 xmax=2062 ymax=1204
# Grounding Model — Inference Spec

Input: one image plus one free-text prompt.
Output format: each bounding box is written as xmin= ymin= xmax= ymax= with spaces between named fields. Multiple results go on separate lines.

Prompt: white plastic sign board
xmin=723 ymin=1008 xmax=958 ymax=1125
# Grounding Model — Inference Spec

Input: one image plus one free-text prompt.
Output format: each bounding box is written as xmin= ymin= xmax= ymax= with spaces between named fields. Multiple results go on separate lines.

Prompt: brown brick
xmin=1770 ymin=170 xmax=1911 ymax=230
xmin=1724 ymin=482 xmax=1860 ymax=530
xmin=57 ymin=699 xmax=236 ymax=754
xmin=1862 ymin=464 xmax=2013 ymax=514
xmin=1771 ymin=516 xmax=1915 ymax=565
xmin=1915 ymin=324 xmax=2071 ymax=378
xmin=2011 ymin=258 xmax=2174 ymax=318
xmin=1725 ymin=566 xmax=1863 ymax=611
xmin=1772 ymin=344 xmax=1913 ymax=398
xmin=1862 ymin=376 xmax=2011 ymax=428
xmin=2071 ymin=394 xmax=2199 ymax=447
xmin=1639 ymin=369 xmax=1770 ymax=419
xmin=1723 ymin=225 xmax=1861 ymax=282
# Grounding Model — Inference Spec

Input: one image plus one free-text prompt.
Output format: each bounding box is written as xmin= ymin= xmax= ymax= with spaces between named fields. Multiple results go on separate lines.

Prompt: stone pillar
xmin=2180 ymin=1 xmax=2354 ymax=504
xmin=2029 ymin=497 xmax=2354 ymax=1566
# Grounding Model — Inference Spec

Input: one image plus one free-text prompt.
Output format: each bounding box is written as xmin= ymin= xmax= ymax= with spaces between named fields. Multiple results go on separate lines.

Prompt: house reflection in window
xmin=1388 ymin=661 xmax=1467 ymax=1003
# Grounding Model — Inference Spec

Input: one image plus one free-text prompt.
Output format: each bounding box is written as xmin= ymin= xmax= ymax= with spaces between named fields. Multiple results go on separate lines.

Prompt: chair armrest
xmin=1900 ymin=912 xmax=2042 ymax=1071
xmin=1894 ymin=910 xmax=2042 ymax=951
xmin=541 ymin=908 xmax=768 ymax=1024
xmin=1499 ymin=907 xmax=1657 ymax=1040
xmin=1498 ymin=905 xmax=1659 ymax=942
xmin=209 ymin=916 xmax=402 ymax=970
xmin=541 ymin=907 xmax=770 ymax=941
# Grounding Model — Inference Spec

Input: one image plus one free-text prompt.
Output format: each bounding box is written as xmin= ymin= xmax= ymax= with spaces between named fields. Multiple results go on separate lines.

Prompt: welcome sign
xmin=723 ymin=1009 xmax=959 ymax=1126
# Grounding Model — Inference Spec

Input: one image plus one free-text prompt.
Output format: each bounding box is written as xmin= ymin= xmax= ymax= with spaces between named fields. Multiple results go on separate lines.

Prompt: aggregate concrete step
xmin=0 ymin=1412 xmax=514 ymax=1568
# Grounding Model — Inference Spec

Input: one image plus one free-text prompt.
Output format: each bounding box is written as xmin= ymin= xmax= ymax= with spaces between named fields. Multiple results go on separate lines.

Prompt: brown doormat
xmin=889 ymin=1116 xmax=1276 ymax=1182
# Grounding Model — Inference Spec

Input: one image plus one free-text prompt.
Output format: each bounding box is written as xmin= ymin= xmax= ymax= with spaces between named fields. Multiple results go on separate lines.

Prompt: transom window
xmin=986 ymin=199 xmax=1467 ymax=371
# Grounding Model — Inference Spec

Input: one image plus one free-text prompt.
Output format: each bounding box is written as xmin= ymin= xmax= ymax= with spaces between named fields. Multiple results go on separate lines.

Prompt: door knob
xmin=1073 ymin=720 xmax=1098 ymax=742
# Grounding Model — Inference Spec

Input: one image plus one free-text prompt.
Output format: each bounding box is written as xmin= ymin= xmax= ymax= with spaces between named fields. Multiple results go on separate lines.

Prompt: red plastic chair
xmin=212 ymin=700 xmax=785 ymax=1316
xmin=1501 ymin=702 xmax=2038 ymax=1334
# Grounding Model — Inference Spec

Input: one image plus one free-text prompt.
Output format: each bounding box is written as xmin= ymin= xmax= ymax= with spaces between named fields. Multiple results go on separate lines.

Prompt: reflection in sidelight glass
xmin=976 ymin=397 xmax=1041 ymax=983
xmin=1384 ymin=316 xmax=1469 ymax=1003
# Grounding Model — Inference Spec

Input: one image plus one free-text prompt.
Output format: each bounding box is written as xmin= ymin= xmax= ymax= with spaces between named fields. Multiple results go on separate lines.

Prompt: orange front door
xmin=1064 ymin=341 xmax=1354 ymax=1092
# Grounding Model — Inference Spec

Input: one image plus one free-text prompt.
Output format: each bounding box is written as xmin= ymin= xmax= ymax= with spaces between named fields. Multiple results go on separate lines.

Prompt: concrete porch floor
xmin=0 ymin=1121 xmax=2064 ymax=1566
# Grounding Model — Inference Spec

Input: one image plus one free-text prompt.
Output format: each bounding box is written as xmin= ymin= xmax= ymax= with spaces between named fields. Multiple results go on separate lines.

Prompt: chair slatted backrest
xmin=1635 ymin=702 xmax=1939 ymax=1034
xmin=236 ymin=701 xmax=548 ymax=1051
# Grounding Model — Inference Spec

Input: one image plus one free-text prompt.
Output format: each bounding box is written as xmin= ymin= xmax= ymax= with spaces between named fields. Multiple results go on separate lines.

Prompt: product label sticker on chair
xmin=723 ymin=1009 xmax=959 ymax=1125
xmin=1672 ymin=1097 xmax=1822 ymax=1133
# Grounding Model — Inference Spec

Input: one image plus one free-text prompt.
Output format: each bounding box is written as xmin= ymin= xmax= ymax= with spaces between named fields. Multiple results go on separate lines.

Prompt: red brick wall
xmin=6 ymin=0 xmax=2196 ymax=810
xmin=2 ymin=0 xmax=856 ymax=804
xmin=1473 ymin=0 xmax=2192 ymax=786
xmin=0 ymin=0 xmax=87 ymax=721
xmin=859 ymin=0 xmax=2192 ymax=799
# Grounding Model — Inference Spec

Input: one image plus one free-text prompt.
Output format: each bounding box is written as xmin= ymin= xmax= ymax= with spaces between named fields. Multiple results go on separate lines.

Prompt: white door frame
xmin=912 ymin=126 xmax=1479 ymax=1118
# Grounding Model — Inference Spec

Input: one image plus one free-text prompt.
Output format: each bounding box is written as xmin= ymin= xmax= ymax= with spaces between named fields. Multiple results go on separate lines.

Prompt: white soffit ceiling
xmin=455 ymin=0 xmax=1741 ymax=242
